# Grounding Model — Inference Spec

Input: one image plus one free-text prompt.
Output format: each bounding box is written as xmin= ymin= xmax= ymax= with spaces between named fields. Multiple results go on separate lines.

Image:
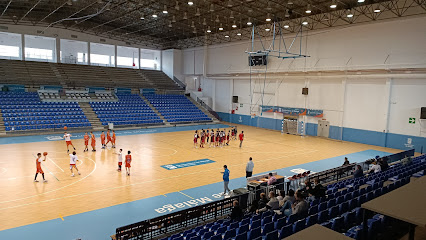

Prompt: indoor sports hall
xmin=0 ymin=1 xmax=425 ymax=240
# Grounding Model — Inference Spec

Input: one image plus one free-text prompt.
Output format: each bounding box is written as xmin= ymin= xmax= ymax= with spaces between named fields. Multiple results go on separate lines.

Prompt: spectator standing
xmin=246 ymin=157 xmax=254 ymax=178
xmin=342 ymin=157 xmax=350 ymax=166
xmin=221 ymin=165 xmax=231 ymax=195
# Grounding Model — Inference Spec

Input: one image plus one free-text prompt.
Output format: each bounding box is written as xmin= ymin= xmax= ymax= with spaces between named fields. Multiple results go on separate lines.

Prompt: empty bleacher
xmin=0 ymin=59 xmax=182 ymax=90
xmin=90 ymin=93 xmax=163 ymax=126
xmin=0 ymin=92 xmax=90 ymax=131
xmin=0 ymin=59 xmax=60 ymax=87
xmin=144 ymin=94 xmax=212 ymax=123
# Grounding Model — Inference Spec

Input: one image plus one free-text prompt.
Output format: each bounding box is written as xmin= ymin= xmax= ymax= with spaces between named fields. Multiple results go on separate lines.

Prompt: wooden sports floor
xmin=0 ymin=123 xmax=401 ymax=231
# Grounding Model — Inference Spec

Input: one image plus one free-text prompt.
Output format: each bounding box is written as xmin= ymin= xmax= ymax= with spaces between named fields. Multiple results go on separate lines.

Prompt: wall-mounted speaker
xmin=232 ymin=96 xmax=238 ymax=103
xmin=302 ymin=88 xmax=309 ymax=95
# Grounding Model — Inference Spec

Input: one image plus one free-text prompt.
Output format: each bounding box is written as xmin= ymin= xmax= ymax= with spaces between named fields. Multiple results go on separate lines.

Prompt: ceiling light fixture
xmin=330 ymin=0 xmax=337 ymax=8
xmin=225 ymin=35 xmax=230 ymax=38
xmin=163 ymin=5 xmax=168 ymax=14
xmin=219 ymin=23 xmax=224 ymax=30
xmin=168 ymin=21 xmax=172 ymax=27
xmin=284 ymin=24 xmax=289 ymax=28
xmin=266 ymin=13 xmax=271 ymax=22
xmin=374 ymin=8 xmax=381 ymax=12
xmin=183 ymin=12 xmax=188 ymax=19
xmin=207 ymin=26 xmax=211 ymax=33
xmin=67 ymin=0 xmax=72 ymax=6
xmin=191 ymin=21 xmax=195 ymax=28
xmin=188 ymin=1 xmax=194 ymax=6
xmin=140 ymin=13 xmax=145 ymax=20
xmin=247 ymin=18 xmax=252 ymax=25
xmin=285 ymin=9 xmax=290 ymax=18
xmin=195 ymin=8 xmax=200 ymax=16
xmin=347 ymin=10 xmax=354 ymax=18
xmin=210 ymin=4 xmax=214 ymax=12
xmin=152 ymin=14 xmax=158 ymax=18
xmin=215 ymin=15 xmax=220 ymax=22
xmin=302 ymin=21 xmax=308 ymax=25
xmin=358 ymin=0 xmax=365 ymax=2
xmin=230 ymin=11 xmax=234 ymax=19
xmin=237 ymin=32 xmax=241 ymax=36
xmin=265 ymin=28 xmax=271 ymax=31
xmin=227 ymin=0 xmax=233 ymax=7
xmin=172 ymin=15 xmax=176 ymax=22
xmin=203 ymin=18 xmax=207 ymax=25
xmin=232 ymin=21 xmax=237 ymax=28
xmin=193 ymin=28 xmax=197 ymax=34
xmin=306 ymin=4 xmax=312 ymax=14
xmin=175 ymin=1 xmax=180 ymax=10
xmin=287 ymin=0 xmax=293 ymax=5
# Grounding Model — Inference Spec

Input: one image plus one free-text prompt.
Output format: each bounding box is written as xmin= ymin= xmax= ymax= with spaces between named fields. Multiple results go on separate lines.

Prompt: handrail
xmin=115 ymin=193 xmax=248 ymax=239
xmin=173 ymin=76 xmax=186 ymax=89
xmin=196 ymin=97 xmax=222 ymax=121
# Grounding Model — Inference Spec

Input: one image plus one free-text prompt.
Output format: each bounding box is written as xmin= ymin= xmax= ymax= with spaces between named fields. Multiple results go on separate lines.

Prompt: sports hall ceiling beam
xmin=36 ymin=1 xmax=68 ymax=25
xmin=0 ymin=0 xmax=12 ymax=18
xmin=17 ymin=0 xmax=42 ymax=23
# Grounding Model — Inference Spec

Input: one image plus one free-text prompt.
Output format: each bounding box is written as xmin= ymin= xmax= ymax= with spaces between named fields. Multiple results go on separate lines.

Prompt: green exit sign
xmin=409 ymin=118 xmax=416 ymax=124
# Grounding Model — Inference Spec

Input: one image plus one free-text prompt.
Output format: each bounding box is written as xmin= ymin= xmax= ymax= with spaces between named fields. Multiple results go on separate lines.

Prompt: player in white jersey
xmin=115 ymin=149 xmax=123 ymax=172
xmin=69 ymin=151 xmax=80 ymax=177
xmin=64 ymin=132 xmax=76 ymax=153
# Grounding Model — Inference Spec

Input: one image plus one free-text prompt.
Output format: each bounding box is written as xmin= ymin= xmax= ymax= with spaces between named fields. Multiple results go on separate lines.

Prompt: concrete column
xmin=114 ymin=45 xmax=118 ymax=67
xmin=21 ymin=34 xmax=25 ymax=61
xmin=56 ymin=38 xmax=60 ymax=63
xmin=340 ymin=78 xmax=347 ymax=141
xmin=230 ymin=79 xmax=234 ymax=113
xmin=138 ymin=48 xmax=141 ymax=70
xmin=87 ymin=42 xmax=91 ymax=65
xmin=383 ymin=78 xmax=393 ymax=147
xmin=212 ymin=79 xmax=216 ymax=111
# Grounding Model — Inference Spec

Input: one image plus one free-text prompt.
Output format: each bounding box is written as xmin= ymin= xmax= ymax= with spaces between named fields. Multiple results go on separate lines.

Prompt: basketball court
xmin=0 ymin=123 xmax=403 ymax=239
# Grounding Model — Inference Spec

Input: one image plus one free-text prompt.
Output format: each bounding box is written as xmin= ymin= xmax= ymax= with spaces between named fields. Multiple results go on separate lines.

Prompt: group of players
xmin=34 ymin=130 xmax=131 ymax=183
xmin=193 ymin=127 xmax=238 ymax=148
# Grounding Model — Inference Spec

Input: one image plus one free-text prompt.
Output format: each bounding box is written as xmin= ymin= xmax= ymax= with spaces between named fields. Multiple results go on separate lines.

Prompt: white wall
xmin=162 ymin=49 xmax=174 ymax=79
xmin=24 ymin=35 xmax=56 ymax=62
xmin=60 ymin=39 xmax=88 ymax=64
xmin=0 ymin=31 xmax=21 ymax=60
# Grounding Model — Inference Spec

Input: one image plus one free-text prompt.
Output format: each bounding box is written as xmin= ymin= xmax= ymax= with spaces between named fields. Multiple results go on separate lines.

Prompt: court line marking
xmin=0 ymin=149 xmax=317 ymax=210
xmin=0 ymin=168 xmax=7 ymax=175
xmin=59 ymin=214 xmax=64 ymax=221
xmin=0 ymin=156 xmax=97 ymax=205
xmin=47 ymin=156 xmax=65 ymax=172
xmin=178 ymin=191 xmax=194 ymax=199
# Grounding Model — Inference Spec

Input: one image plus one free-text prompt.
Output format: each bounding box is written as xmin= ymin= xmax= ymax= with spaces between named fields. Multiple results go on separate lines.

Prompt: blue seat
xmin=308 ymin=206 xmax=318 ymax=215
xmin=336 ymin=196 xmax=344 ymax=205
xmin=318 ymin=202 xmax=327 ymax=212
xmin=348 ymin=198 xmax=358 ymax=210
xmin=318 ymin=210 xmax=329 ymax=223
xmin=250 ymin=220 xmax=260 ymax=230
xmin=287 ymin=214 xmax=299 ymax=225
xmin=274 ymin=218 xmax=286 ymax=230
xmin=228 ymin=222 xmax=239 ymax=230
xmin=261 ymin=216 xmax=272 ymax=226
xmin=342 ymin=211 xmax=356 ymax=230
xmin=202 ymin=231 xmax=213 ymax=239
xmin=368 ymin=218 xmax=381 ymax=239
xmin=278 ymin=225 xmax=293 ymax=239
xmin=328 ymin=206 xmax=339 ymax=219
xmin=262 ymin=222 xmax=274 ymax=236
xmin=216 ymin=226 xmax=227 ymax=235
xmin=339 ymin=202 xmax=349 ymax=215
xmin=292 ymin=219 xmax=305 ymax=233
xmin=210 ymin=234 xmax=222 ymax=240
xmin=247 ymin=227 xmax=261 ymax=240
xmin=237 ymin=224 xmax=249 ymax=235
xmin=235 ymin=232 xmax=247 ymax=240
xmin=327 ymin=199 xmax=336 ymax=208
xmin=264 ymin=230 xmax=278 ymax=240
xmin=223 ymin=228 xmax=236 ymax=239
xmin=321 ymin=221 xmax=332 ymax=229
xmin=305 ymin=214 xmax=317 ymax=227
xmin=331 ymin=216 xmax=344 ymax=232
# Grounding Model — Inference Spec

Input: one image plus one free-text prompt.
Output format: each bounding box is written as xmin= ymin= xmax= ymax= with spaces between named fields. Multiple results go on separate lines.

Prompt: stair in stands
xmin=49 ymin=63 xmax=67 ymax=87
xmin=140 ymin=95 xmax=169 ymax=125
xmin=186 ymin=96 xmax=220 ymax=123
xmin=79 ymin=102 xmax=104 ymax=130
xmin=0 ymin=109 xmax=6 ymax=135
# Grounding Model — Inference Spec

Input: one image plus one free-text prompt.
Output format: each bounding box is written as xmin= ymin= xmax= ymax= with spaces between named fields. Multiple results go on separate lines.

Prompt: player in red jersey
xmin=111 ymin=130 xmax=116 ymax=148
xmin=90 ymin=131 xmax=96 ymax=152
xmin=83 ymin=132 xmax=90 ymax=152
xmin=215 ymin=130 xmax=220 ymax=147
xmin=34 ymin=153 xmax=47 ymax=182
xmin=239 ymin=131 xmax=244 ymax=148
xmin=106 ymin=129 xmax=112 ymax=147
xmin=210 ymin=130 xmax=215 ymax=147
xmin=206 ymin=130 xmax=210 ymax=144
xmin=100 ymin=131 xmax=106 ymax=149
xmin=226 ymin=131 xmax=230 ymax=145
xmin=200 ymin=129 xmax=205 ymax=148
xmin=125 ymin=151 xmax=132 ymax=176
xmin=63 ymin=132 xmax=76 ymax=153
xmin=231 ymin=127 xmax=235 ymax=140
xmin=193 ymin=130 xmax=199 ymax=148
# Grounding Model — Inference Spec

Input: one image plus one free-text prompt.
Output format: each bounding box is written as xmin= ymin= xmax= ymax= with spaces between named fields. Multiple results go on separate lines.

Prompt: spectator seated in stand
xmin=312 ymin=178 xmax=326 ymax=199
xmin=369 ymin=161 xmax=381 ymax=174
xmin=278 ymin=189 xmax=295 ymax=209
xmin=354 ymin=164 xmax=364 ymax=178
xmin=281 ymin=190 xmax=309 ymax=217
xmin=401 ymin=155 xmax=412 ymax=166
xmin=300 ymin=179 xmax=314 ymax=198
xmin=267 ymin=172 xmax=277 ymax=185
xmin=230 ymin=200 xmax=243 ymax=221
xmin=258 ymin=191 xmax=280 ymax=213
xmin=258 ymin=193 xmax=268 ymax=210
xmin=379 ymin=157 xmax=389 ymax=171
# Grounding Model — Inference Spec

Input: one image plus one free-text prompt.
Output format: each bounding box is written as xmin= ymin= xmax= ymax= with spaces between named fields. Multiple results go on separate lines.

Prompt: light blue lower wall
xmin=218 ymin=112 xmax=426 ymax=153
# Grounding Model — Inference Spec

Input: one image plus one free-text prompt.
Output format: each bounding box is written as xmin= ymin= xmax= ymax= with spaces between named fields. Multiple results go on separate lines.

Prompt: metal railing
xmin=172 ymin=76 xmax=186 ymax=90
xmin=115 ymin=193 xmax=248 ymax=240
xmin=196 ymin=97 xmax=222 ymax=121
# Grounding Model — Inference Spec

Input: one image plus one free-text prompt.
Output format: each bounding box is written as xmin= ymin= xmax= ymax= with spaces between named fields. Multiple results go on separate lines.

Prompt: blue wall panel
xmin=342 ymin=127 xmax=386 ymax=147
xmin=217 ymin=112 xmax=425 ymax=152
xmin=386 ymin=133 xmax=426 ymax=153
